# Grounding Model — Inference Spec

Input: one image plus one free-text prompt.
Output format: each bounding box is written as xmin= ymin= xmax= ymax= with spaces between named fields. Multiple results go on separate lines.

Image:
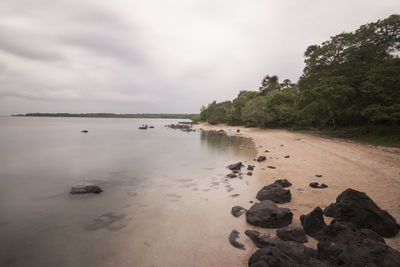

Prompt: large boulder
xmin=70 ymin=185 xmax=103 ymax=194
xmin=300 ymin=207 xmax=327 ymax=239
xmin=256 ymin=183 xmax=291 ymax=204
xmin=324 ymin=188 xmax=399 ymax=237
xmin=227 ymin=162 xmax=243 ymax=171
xmin=274 ymin=179 xmax=292 ymax=188
xmin=276 ymin=226 xmax=307 ymax=243
xmin=246 ymin=200 xmax=293 ymax=228
xmin=300 ymin=206 xmax=400 ymax=266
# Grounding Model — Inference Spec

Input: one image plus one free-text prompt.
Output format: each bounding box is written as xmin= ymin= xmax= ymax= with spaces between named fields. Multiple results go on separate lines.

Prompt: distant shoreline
xmin=12 ymin=113 xmax=198 ymax=119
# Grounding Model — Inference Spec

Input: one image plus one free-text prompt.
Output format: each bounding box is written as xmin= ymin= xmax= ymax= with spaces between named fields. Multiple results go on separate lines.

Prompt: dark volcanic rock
xmin=284 ymin=155 xmax=290 ymax=158
xmin=276 ymin=226 xmax=307 ymax=243
xmin=245 ymin=230 xmax=271 ymax=248
xmin=324 ymin=188 xmax=399 ymax=237
xmin=267 ymin=166 xmax=276 ymax=169
xmin=226 ymin=173 xmax=237 ymax=178
xmin=70 ymin=185 xmax=103 ymax=194
xmin=315 ymin=174 xmax=323 ymax=177
xmin=246 ymin=200 xmax=293 ymax=228
xmin=81 ymin=130 xmax=88 ymax=133
xmin=247 ymin=165 xmax=255 ymax=170
xmin=309 ymin=182 xmax=328 ymax=189
xmin=231 ymin=206 xmax=246 ymax=217
xmin=227 ymin=162 xmax=243 ymax=171
xmin=228 ymin=230 xmax=245 ymax=250
xmin=247 ymin=172 xmax=252 ymax=176
xmin=247 ymin=234 xmax=324 ymax=267
xmin=273 ymin=179 xmax=292 ymax=188
xmin=300 ymin=207 xmax=327 ymax=239
xmin=300 ymin=205 xmax=400 ymax=267
xmin=256 ymin=183 xmax=291 ymax=204
xmin=256 ymin=156 xmax=266 ymax=162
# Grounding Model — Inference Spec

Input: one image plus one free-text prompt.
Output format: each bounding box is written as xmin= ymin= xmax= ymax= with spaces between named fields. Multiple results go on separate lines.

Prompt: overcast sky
xmin=0 ymin=0 xmax=399 ymax=114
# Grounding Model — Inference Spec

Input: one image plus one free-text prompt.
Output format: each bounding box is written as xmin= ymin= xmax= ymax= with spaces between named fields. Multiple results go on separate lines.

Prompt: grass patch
xmin=300 ymin=126 xmax=400 ymax=147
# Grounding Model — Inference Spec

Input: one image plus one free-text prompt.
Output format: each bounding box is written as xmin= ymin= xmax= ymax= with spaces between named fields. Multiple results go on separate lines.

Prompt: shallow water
xmin=0 ymin=117 xmax=261 ymax=267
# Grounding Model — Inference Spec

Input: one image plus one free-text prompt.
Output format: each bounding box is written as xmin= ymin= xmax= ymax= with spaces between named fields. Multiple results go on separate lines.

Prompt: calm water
xmin=0 ymin=117 xmax=261 ymax=267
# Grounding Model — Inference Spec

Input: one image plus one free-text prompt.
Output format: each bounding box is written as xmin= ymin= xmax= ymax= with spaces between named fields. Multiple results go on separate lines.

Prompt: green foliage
xmin=199 ymin=14 xmax=400 ymax=146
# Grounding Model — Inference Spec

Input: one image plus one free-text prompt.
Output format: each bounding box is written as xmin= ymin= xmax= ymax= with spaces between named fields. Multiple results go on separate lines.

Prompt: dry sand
xmin=193 ymin=123 xmax=400 ymax=252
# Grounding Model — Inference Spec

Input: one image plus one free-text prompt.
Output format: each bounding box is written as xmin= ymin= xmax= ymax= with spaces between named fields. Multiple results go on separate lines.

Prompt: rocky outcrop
xmin=324 ymin=188 xmax=399 ymax=237
xmin=246 ymin=200 xmax=293 ymax=228
xmin=276 ymin=226 xmax=307 ymax=243
xmin=256 ymin=183 xmax=291 ymax=204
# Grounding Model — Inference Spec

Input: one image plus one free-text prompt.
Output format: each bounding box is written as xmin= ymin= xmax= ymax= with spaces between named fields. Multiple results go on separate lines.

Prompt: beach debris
xmin=256 ymin=183 xmax=291 ymax=204
xmin=324 ymin=188 xmax=399 ymax=237
xmin=280 ymin=144 xmax=284 ymax=147
xmin=246 ymin=200 xmax=293 ymax=228
xmin=284 ymin=155 xmax=290 ymax=158
xmin=231 ymin=193 xmax=240 ymax=198
xmin=227 ymin=162 xmax=243 ymax=171
xmin=70 ymin=185 xmax=103 ymax=194
xmin=273 ymin=179 xmax=292 ymax=188
xmin=309 ymin=182 xmax=328 ymax=189
xmin=247 ymin=172 xmax=252 ymax=176
xmin=256 ymin=156 xmax=266 ymax=162
xmin=264 ymin=150 xmax=269 ymax=152
xmin=315 ymin=174 xmax=322 ymax=177
xmin=247 ymin=165 xmax=255 ymax=170
xmin=81 ymin=130 xmax=88 ymax=133
xmin=276 ymin=226 xmax=307 ymax=243
xmin=149 ymin=125 xmax=154 ymax=128
xmin=228 ymin=230 xmax=245 ymax=250
xmin=267 ymin=166 xmax=276 ymax=169
xmin=231 ymin=206 xmax=247 ymax=217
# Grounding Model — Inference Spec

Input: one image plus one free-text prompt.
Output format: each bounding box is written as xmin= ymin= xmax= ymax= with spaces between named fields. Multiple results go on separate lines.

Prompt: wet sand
xmin=194 ymin=123 xmax=400 ymax=252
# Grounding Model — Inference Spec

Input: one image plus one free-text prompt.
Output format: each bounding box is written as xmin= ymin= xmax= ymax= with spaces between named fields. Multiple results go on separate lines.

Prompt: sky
xmin=0 ymin=0 xmax=399 ymax=115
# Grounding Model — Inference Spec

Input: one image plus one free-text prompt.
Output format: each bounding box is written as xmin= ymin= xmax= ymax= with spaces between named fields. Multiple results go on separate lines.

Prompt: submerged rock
xmin=276 ymin=226 xmax=307 ymax=243
xmin=247 ymin=172 xmax=252 ymax=176
xmin=273 ymin=179 xmax=292 ymax=188
xmin=227 ymin=162 xmax=243 ymax=171
xmin=247 ymin=165 xmax=255 ymax=171
xmin=228 ymin=230 xmax=245 ymax=250
xmin=256 ymin=156 xmax=266 ymax=162
xmin=256 ymin=183 xmax=291 ymax=204
xmin=81 ymin=130 xmax=88 ymax=133
xmin=70 ymin=185 xmax=103 ymax=194
xmin=226 ymin=173 xmax=237 ymax=178
xmin=246 ymin=200 xmax=293 ymax=228
xmin=231 ymin=206 xmax=246 ymax=217
xmin=324 ymin=188 xmax=399 ymax=237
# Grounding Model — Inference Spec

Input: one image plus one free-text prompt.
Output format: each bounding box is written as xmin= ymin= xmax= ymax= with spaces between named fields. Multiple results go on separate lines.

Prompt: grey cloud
xmin=0 ymin=0 xmax=399 ymax=114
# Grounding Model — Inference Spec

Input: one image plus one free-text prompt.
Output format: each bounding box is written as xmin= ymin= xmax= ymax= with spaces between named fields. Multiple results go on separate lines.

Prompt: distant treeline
xmin=199 ymin=14 xmax=400 ymax=130
xmin=15 ymin=113 xmax=198 ymax=119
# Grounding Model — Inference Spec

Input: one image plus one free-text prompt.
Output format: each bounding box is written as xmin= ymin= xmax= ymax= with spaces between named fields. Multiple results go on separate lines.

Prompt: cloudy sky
xmin=0 ymin=0 xmax=399 ymax=114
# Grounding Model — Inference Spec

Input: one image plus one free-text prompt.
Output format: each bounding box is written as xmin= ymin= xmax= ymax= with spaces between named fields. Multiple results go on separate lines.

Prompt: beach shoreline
xmin=193 ymin=122 xmax=400 ymax=251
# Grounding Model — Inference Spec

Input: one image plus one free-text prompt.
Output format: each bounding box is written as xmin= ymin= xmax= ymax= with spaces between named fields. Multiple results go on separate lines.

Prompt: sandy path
xmin=194 ymin=123 xmax=400 ymax=251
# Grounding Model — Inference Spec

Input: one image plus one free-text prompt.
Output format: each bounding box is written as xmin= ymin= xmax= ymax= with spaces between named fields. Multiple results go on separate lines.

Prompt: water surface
xmin=0 ymin=117 xmax=261 ymax=267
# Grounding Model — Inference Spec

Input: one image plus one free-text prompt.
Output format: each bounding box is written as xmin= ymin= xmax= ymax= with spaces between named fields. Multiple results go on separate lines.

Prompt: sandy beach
xmin=194 ymin=123 xmax=400 ymax=252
